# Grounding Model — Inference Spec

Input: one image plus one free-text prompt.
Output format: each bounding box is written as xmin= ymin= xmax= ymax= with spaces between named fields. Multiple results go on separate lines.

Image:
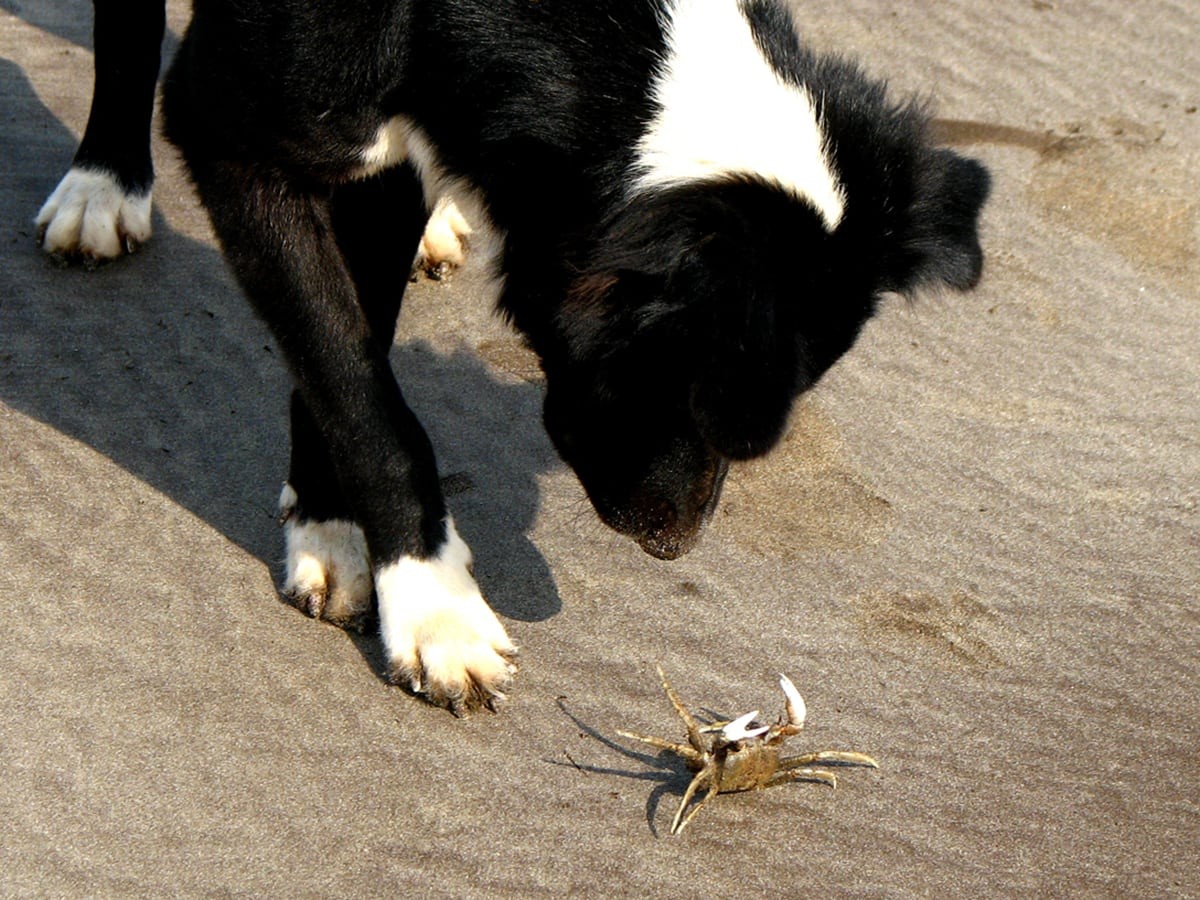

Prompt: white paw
xmin=376 ymin=518 xmax=517 ymax=713
xmin=36 ymin=166 xmax=152 ymax=261
xmin=415 ymin=195 xmax=472 ymax=278
xmin=279 ymin=484 xmax=374 ymax=630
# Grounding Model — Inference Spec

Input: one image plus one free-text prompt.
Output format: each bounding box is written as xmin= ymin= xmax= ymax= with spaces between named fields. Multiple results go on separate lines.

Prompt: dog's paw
xmin=279 ymin=484 xmax=374 ymax=631
xmin=414 ymin=195 xmax=472 ymax=280
xmin=376 ymin=519 xmax=517 ymax=715
xmin=35 ymin=167 xmax=152 ymax=262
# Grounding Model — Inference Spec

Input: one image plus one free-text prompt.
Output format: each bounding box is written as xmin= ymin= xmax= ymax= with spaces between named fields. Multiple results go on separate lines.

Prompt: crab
xmin=618 ymin=666 xmax=879 ymax=834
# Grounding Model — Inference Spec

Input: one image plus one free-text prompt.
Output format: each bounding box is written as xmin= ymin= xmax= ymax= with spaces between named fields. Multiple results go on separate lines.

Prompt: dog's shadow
xmin=0 ymin=54 xmax=562 ymax=665
xmin=380 ymin=339 xmax=564 ymax=626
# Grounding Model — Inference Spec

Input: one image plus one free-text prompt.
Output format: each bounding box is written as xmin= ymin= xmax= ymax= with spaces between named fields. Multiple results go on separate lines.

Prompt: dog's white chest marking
xmin=634 ymin=0 xmax=845 ymax=230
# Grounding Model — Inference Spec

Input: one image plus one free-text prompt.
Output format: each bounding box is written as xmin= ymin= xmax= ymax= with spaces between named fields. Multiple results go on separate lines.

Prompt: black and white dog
xmin=49 ymin=0 xmax=990 ymax=713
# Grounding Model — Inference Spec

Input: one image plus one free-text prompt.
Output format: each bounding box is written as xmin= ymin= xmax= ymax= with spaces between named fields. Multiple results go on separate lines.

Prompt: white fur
xmin=375 ymin=518 xmax=516 ymax=699
xmin=357 ymin=117 xmax=411 ymax=177
xmin=358 ymin=118 xmax=496 ymax=275
xmin=36 ymin=166 xmax=152 ymax=258
xmin=279 ymin=483 xmax=373 ymax=622
xmin=417 ymin=195 xmax=473 ymax=270
xmin=634 ymin=0 xmax=845 ymax=230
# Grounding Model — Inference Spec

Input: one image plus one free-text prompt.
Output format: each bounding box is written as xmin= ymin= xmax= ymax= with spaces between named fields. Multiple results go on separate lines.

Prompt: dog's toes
xmin=422 ymin=259 xmax=456 ymax=281
xmin=283 ymin=583 xmax=327 ymax=620
xmin=376 ymin=519 xmax=518 ymax=714
xmin=381 ymin=605 xmax=518 ymax=714
xmin=413 ymin=195 xmax=471 ymax=279
xmin=36 ymin=167 xmax=152 ymax=263
xmin=386 ymin=641 xmax=517 ymax=715
xmin=280 ymin=486 xmax=374 ymax=630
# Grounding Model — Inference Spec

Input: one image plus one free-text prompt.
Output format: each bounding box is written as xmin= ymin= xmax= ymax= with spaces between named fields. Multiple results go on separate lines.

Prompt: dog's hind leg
xmin=36 ymin=0 xmax=164 ymax=261
xmin=280 ymin=168 xmax=428 ymax=631
xmin=414 ymin=195 xmax=473 ymax=280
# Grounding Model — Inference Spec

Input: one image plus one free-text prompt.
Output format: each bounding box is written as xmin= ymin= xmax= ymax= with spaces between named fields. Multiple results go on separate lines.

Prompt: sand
xmin=2 ymin=0 xmax=1197 ymax=894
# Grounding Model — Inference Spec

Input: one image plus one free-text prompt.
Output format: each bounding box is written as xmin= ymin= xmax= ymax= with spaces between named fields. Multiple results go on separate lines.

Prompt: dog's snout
xmin=626 ymin=452 xmax=729 ymax=560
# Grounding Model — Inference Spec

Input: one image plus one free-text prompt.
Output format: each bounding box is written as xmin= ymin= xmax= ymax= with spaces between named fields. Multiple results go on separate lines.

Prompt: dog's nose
xmin=637 ymin=526 xmax=688 ymax=560
xmin=633 ymin=455 xmax=729 ymax=560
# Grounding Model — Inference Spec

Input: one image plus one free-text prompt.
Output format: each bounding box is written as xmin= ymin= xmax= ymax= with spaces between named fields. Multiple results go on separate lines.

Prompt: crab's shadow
xmin=553 ymin=699 xmax=727 ymax=837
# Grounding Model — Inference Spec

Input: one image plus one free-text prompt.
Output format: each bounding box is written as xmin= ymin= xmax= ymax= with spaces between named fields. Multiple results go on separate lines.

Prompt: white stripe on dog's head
xmin=633 ymin=0 xmax=845 ymax=230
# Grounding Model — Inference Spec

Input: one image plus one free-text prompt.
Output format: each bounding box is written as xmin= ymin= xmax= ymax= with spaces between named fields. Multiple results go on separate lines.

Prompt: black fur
xmin=73 ymin=0 xmax=164 ymax=196
xmin=35 ymin=0 xmax=165 ymax=261
xmin=161 ymin=0 xmax=988 ymax=570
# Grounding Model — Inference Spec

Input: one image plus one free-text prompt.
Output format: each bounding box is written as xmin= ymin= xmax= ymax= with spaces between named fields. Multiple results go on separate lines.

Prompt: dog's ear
xmin=888 ymin=148 xmax=991 ymax=295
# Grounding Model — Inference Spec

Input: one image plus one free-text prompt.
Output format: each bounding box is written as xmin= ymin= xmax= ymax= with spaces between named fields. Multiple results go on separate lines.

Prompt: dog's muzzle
xmin=628 ymin=456 xmax=729 ymax=561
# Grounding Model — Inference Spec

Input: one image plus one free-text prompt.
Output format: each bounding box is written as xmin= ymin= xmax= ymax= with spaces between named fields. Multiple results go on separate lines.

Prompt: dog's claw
xmin=283 ymin=586 xmax=326 ymax=620
xmin=386 ymin=656 xmax=514 ymax=716
xmin=425 ymin=260 xmax=454 ymax=281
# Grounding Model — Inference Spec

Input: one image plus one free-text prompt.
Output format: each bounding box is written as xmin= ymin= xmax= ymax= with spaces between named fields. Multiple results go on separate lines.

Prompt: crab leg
xmin=671 ymin=767 xmax=725 ymax=835
xmin=760 ymin=767 xmax=841 ymax=789
xmin=615 ymin=729 xmax=705 ymax=765
xmin=778 ymin=750 xmax=880 ymax=771
xmin=655 ymin=665 xmax=707 ymax=754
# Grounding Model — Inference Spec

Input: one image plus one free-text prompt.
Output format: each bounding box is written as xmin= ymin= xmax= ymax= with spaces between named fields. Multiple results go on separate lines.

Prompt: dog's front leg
xmin=192 ymin=161 xmax=516 ymax=713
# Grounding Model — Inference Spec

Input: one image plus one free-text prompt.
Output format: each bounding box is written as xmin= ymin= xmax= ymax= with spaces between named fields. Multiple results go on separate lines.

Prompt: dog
xmin=59 ymin=0 xmax=990 ymax=714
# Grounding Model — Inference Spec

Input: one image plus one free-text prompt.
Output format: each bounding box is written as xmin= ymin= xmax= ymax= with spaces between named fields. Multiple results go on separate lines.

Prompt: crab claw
xmin=719 ymin=710 xmax=770 ymax=742
xmin=780 ymin=674 xmax=807 ymax=729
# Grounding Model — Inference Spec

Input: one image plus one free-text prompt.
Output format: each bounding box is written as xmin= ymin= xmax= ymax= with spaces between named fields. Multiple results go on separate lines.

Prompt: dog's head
xmin=540 ymin=97 xmax=989 ymax=559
